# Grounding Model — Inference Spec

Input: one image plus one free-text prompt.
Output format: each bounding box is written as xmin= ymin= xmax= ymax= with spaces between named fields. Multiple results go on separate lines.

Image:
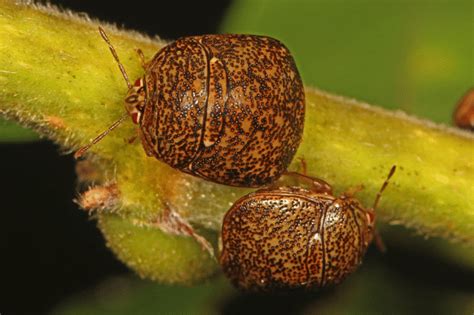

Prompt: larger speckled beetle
xmin=75 ymin=27 xmax=305 ymax=187
xmin=219 ymin=166 xmax=396 ymax=291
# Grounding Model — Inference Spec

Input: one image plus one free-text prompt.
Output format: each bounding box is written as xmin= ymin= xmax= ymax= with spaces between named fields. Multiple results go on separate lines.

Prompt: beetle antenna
xmin=98 ymin=26 xmax=132 ymax=89
xmin=369 ymin=165 xmax=395 ymax=254
xmin=373 ymin=165 xmax=396 ymax=211
xmin=74 ymin=112 xmax=129 ymax=159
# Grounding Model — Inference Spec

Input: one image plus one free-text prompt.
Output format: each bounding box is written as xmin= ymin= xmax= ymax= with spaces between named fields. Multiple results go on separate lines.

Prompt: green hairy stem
xmin=1 ymin=0 xmax=472 ymax=284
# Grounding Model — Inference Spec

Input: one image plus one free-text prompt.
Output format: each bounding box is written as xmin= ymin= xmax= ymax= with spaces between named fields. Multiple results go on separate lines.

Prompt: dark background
xmin=0 ymin=1 xmax=231 ymax=314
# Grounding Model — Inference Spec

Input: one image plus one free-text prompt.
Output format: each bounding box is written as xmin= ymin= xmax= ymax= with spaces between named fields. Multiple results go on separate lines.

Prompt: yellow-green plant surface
xmin=1 ymin=0 xmax=473 ymax=292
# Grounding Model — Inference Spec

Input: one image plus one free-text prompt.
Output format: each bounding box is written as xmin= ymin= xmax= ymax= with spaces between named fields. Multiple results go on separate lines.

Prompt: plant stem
xmin=1 ymin=0 xmax=472 ymax=283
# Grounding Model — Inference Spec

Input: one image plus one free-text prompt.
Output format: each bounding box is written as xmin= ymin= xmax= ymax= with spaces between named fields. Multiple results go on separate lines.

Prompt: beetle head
xmin=74 ymin=27 xmax=149 ymax=160
xmin=125 ymin=77 xmax=147 ymax=124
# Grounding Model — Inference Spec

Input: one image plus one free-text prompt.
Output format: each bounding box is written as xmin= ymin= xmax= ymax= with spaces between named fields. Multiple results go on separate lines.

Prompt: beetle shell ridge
xmin=139 ymin=34 xmax=305 ymax=187
xmin=219 ymin=186 xmax=373 ymax=291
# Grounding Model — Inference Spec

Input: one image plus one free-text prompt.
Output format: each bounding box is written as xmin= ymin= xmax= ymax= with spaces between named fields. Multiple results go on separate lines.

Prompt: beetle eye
xmin=134 ymin=78 xmax=142 ymax=87
xmin=126 ymin=95 xmax=138 ymax=104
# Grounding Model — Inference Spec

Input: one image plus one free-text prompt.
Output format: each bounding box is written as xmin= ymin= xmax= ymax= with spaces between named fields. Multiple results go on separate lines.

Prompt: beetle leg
xmin=156 ymin=203 xmax=216 ymax=259
xmin=343 ymin=184 xmax=365 ymax=198
xmin=285 ymin=171 xmax=333 ymax=194
xmin=309 ymin=177 xmax=333 ymax=194
xmin=297 ymin=156 xmax=308 ymax=175
xmin=363 ymin=208 xmax=386 ymax=253
xmin=373 ymin=229 xmax=387 ymax=253
xmin=294 ymin=157 xmax=333 ymax=194
xmin=126 ymin=128 xmax=141 ymax=144
xmin=135 ymin=48 xmax=147 ymax=70
xmin=127 ymin=134 xmax=138 ymax=144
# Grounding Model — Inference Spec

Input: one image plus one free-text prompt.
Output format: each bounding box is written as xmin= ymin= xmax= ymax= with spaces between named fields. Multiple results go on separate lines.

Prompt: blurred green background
xmin=223 ymin=0 xmax=473 ymax=124
xmin=1 ymin=0 xmax=473 ymax=314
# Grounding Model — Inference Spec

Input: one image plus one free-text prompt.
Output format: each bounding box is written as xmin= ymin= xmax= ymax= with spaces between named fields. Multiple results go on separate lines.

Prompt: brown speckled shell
xmin=219 ymin=186 xmax=373 ymax=291
xmin=139 ymin=34 xmax=305 ymax=187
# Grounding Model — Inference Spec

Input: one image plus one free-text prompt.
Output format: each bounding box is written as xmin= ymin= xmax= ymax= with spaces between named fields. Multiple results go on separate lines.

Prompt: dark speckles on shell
xmin=219 ymin=187 xmax=373 ymax=291
xmin=139 ymin=34 xmax=305 ymax=187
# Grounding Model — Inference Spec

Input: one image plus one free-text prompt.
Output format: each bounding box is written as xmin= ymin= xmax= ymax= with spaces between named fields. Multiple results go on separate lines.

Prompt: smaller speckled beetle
xmin=219 ymin=166 xmax=396 ymax=291
xmin=453 ymin=88 xmax=474 ymax=131
xmin=75 ymin=27 xmax=305 ymax=187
